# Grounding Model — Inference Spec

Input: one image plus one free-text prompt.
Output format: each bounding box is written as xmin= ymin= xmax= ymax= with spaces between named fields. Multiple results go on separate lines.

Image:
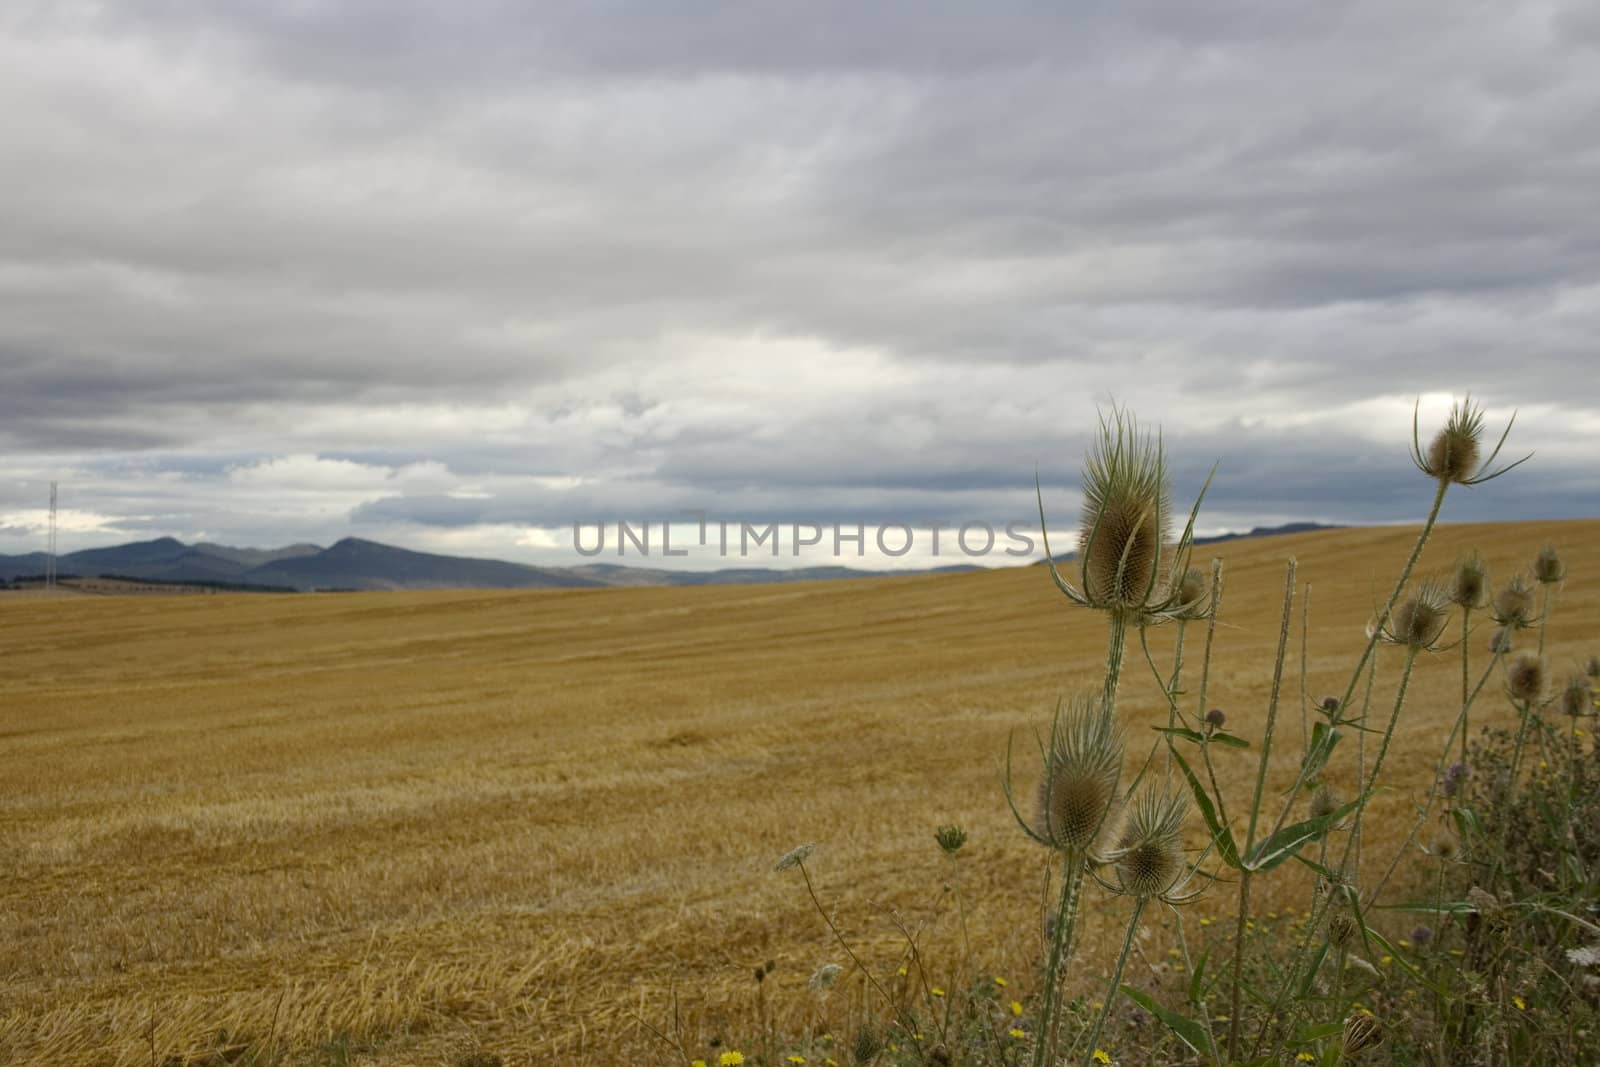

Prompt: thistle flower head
xmin=1506 ymin=651 xmax=1548 ymax=705
xmin=1411 ymin=925 xmax=1434 ymax=946
xmin=1376 ymin=580 xmax=1452 ymax=651
xmin=1321 ymin=695 xmax=1341 ymax=716
xmin=1442 ymin=761 xmax=1470 ymax=798
xmin=1449 ymin=554 xmax=1489 ymax=609
xmin=1533 ymin=544 xmax=1566 ymax=585
xmin=1027 ymin=696 xmax=1123 ymax=856
xmin=1342 ymin=1013 xmax=1385 ymax=1058
xmin=1204 ymin=707 xmax=1226 ymax=729
xmin=1492 ymin=575 xmax=1538 ymax=630
xmin=1561 ymin=674 xmax=1593 ymax=719
xmin=1112 ymin=789 xmax=1188 ymax=899
xmin=1427 ymin=831 xmax=1459 ymax=861
xmin=1411 ymin=396 xmax=1529 ymax=486
xmin=1078 ymin=409 xmax=1172 ymax=612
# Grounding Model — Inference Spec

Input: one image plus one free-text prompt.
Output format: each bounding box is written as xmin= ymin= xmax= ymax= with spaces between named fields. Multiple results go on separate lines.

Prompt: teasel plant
xmin=1004 ymin=694 xmax=1126 ymax=1067
xmin=1449 ymin=553 xmax=1490 ymax=761
xmin=1036 ymin=406 xmax=1215 ymax=723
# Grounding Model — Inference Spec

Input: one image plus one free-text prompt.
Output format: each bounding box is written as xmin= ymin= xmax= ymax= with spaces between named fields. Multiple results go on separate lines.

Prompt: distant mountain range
xmin=0 ymin=522 xmax=1339 ymax=592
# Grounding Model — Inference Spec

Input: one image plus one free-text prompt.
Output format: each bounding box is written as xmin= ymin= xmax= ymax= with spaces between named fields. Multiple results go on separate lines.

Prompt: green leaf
xmin=1244 ymin=794 xmax=1365 ymax=871
xmin=1209 ymin=731 xmax=1251 ymax=749
xmin=1170 ymin=746 xmax=1243 ymax=869
xmin=1371 ymin=900 xmax=1480 ymax=915
xmin=1187 ymin=944 xmax=1211 ymax=1005
xmin=1119 ymin=985 xmax=1212 ymax=1059
xmin=1289 ymin=721 xmax=1341 ymax=791
xmin=1453 ymin=805 xmax=1482 ymax=839
xmin=1298 ymin=943 xmax=1330 ymax=998
xmin=1153 ymin=726 xmax=1207 ymax=745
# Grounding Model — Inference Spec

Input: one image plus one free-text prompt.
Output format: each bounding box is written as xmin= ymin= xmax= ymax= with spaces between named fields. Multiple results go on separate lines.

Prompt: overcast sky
xmin=2 ymin=2 xmax=1596 ymax=570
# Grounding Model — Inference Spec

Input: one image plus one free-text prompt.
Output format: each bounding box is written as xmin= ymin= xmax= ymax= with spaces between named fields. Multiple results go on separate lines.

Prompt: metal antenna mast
xmin=46 ymin=481 xmax=58 ymax=591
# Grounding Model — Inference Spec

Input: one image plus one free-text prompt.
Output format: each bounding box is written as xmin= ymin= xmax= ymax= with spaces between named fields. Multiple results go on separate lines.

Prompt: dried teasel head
xmin=1023 ymin=695 xmax=1123 ymax=856
xmin=1488 ymin=627 xmax=1514 ymax=655
xmin=1112 ymin=789 xmax=1188 ymax=900
xmin=1376 ymin=580 xmax=1452 ymax=651
xmin=1078 ymin=409 xmax=1173 ymax=612
xmin=1561 ymin=674 xmax=1593 ymax=719
xmin=1427 ymin=831 xmax=1460 ymax=862
xmin=1411 ymin=395 xmax=1529 ymax=486
xmin=1342 ymin=1012 xmax=1385 ymax=1058
xmin=1492 ymin=575 xmax=1539 ymax=631
xmin=1449 ymin=553 xmax=1489 ymax=609
xmin=1533 ymin=544 xmax=1566 ymax=585
xmin=1506 ymin=651 xmax=1549 ymax=705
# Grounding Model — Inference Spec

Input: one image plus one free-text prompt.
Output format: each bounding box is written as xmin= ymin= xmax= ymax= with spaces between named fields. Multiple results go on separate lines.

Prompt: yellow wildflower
xmin=931 ymin=987 xmax=946 ymax=998
xmin=1513 ymin=995 xmax=1526 ymax=1010
xmin=1093 ymin=1051 xmax=1112 ymax=1065
xmin=787 ymin=1057 xmax=806 ymax=1065
xmin=720 ymin=1055 xmax=745 ymax=1067
xmin=1010 ymin=1028 xmax=1026 ymax=1039
xmin=994 ymin=975 xmax=1007 ymax=987
xmin=1297 ymin=1054 xmax=1316 ymax=1063
xmin=1011 ymin=1000 xmax=1024 ymax=1016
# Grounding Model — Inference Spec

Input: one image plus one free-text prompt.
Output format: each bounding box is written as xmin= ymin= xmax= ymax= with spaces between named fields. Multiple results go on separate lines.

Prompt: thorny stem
xmin=1035 ymin=857 xmax=1087 ymax=1067
xmin=1332 ymin=478 xmax=1449 ymax=730
xmin=1079 ymin=899 xmax=1146 ymax=1066
xmin=1193 ymin=559 xmax=1225 ymax=725
xmin=1342 ymin=646 xmax=1421 ymax=885
xmin=1228 ymin=869 xmax=1252 ymax=1060
xmin=1251 ymin=561 xmax=1298 ymax=851
xmin=1351 ymin=656 xmax=1378 ymax=879
xmin=1165 ymin=620 xmax=1190 ymax=780
xmin=1170 ymin=908 xmax=1222 ymax=1062
xmin=1461 ymin=606 xmax=1473 ymax=763
xmin=1104 ymin=612 xmax=1130 ymax=716
xmin=1300 ymin=583 xmax=1312 ymax=761
xmin=1362 ymin=647 xmax=1507 ymax=907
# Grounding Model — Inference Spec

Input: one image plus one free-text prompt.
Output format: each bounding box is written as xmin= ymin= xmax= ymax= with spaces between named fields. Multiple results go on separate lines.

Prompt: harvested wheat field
xmin=1 ymin=519 xmax=1596 ymax=1065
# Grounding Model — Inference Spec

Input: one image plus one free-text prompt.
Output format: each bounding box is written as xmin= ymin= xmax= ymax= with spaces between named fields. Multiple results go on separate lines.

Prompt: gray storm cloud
xmin=1 ymin=2 xmax=1596 ymax=564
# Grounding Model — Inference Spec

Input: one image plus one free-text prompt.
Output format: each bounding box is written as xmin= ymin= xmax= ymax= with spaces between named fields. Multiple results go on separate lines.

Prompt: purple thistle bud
xmin=1204 ymin=708 xmax=1226 ymax=728
xmin=1411 ymin=925 xmax=1434 ymax=946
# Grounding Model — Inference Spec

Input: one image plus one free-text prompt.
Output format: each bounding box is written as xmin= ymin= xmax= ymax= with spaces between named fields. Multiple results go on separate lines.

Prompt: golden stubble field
xmin=1 ymin=519 xmax=1596 ymax=1065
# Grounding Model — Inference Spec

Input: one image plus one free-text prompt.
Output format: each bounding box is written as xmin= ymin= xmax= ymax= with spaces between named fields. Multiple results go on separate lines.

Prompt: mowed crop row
xmin=1 ymin=520 xmax=1596 ymax=1065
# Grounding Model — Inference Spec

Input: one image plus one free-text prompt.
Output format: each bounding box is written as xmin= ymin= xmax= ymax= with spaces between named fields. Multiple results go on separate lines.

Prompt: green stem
xmin=1079 ymin=899 xmax=1146 ymax=1065
xmin=1249 ymin=560 xmax=1298 ymax=849
xmin=1165 ymin=620 xmax=1189 ymax=781
xmin=1104 ymin=612 xmax=1129 ymax=715
xmin=1228 ymin=869 xmax=1252 ymax=1060
xmin=1460 ymin=607 xmax=1472 ymax=763
xmin=1343 ymin=647 xmax=1421 ymax=885
xmin=1333 ymin=478 xmax=1449 ymax=724
xmin=1034 ymin=857 xmax=1086 ymax=1067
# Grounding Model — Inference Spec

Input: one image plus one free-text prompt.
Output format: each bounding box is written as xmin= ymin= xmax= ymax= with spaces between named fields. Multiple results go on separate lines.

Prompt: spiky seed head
xmin=1327 ymin=911 xmax=1357 ymax=949
xmin=1421 ymin=400 xmax=1485 ymax=484
xmin=1449 ymin=554 xmax=1489 ymax=608
xmin=1078 ymin=409 xmax=1172 ymax=612
xmin=1561 ymin=675 xmax=1593 ymax=719
xmin=1428 ymin=831 xmax=1459 ymax=861
xmin=1488 ymin=626 xmax=1513 ymax=654
xmin=1204 ymin=707 xmax=1226 ymax=729
xmin=1506 ymin=651 xmax=1549 ymax=704
xmin=1309 ymin=784 xmax=1340 ymax=821
xmin=934 ymin=824 xmax=968 ymax=855
xmin=1321 ymin=695 xmax=1341 ymax=716
xmin=1342 ymin=1013 xmax=1385 ymax=1057
xmin=1533 ymin=544 xmax=1566 ymax=585
xmin=1383 ymin=582 xmax=1452 ymax=650
xmin=1034 ymin=696 xmax=1123 ymax=854
xmin=1492 ymin=575 xmax=1538 ymax=630
xmin=1113 ymin=789 xmax=1188 ymax=899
